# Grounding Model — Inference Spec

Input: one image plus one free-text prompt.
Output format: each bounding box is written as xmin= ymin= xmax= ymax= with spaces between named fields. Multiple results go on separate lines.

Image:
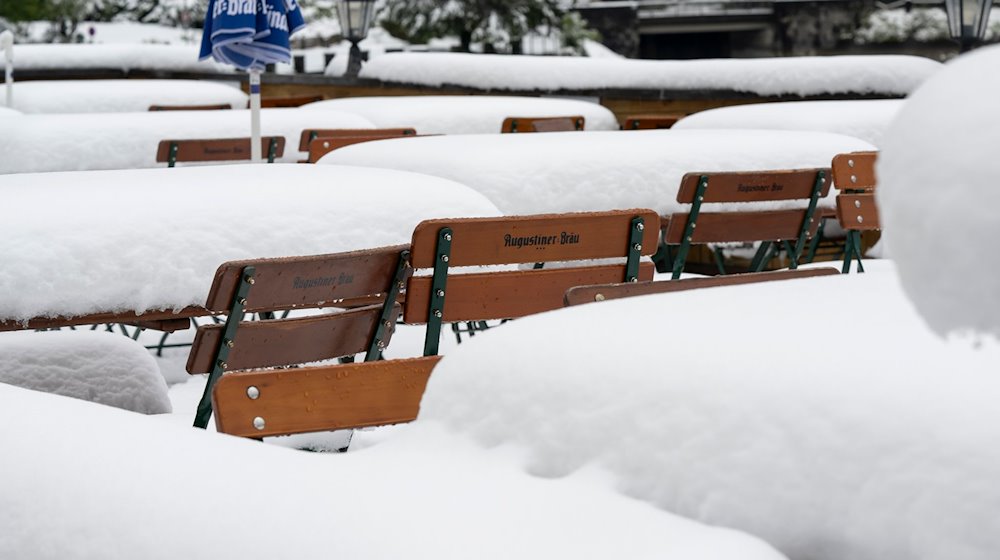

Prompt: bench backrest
xmin=297 ymin=128 xmax=417 ymax=152
xmin=149 ymin=103 xmax=232 ymax=111
xmin=831 ymin=151 xmax=879 ymax=231
xmin=622 ymin=114 xmax=682 ymax=130
xmin=156 ymin=137 xmax=286 ymax=166
xmin=501 ymin=116 xmax=585 ymax=133
xmin=403 ymin=209 xmax=659 ymax=355
xmin=305 ymin=129 xmax=419 ymax=163
xmin=564 ymin=267 xmax=839 ymax=306
xmin=261 ymin=95 xmax=324 ymax=108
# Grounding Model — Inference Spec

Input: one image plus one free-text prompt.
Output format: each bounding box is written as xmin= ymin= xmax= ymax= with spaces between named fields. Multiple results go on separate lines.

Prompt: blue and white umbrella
xmin=199 ymin=0 xmax=306 ymax=161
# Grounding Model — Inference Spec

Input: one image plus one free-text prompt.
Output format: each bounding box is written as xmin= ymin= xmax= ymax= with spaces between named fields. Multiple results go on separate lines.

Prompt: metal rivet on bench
xmin=383 ymin=320 xmax=392 ymax=328
xmin=628 ymin=277 xmax=638 ymax=283
xmin=237 ymin=297 xmax=247 ymax=306
xmin=633 ymin=243 xmax=642 ymax=251
xmin=253 ymin=417 xmax=266 ymax=431
xmin=397 ymin=281 xmax=405 ymax=290
xmin=246 ymin=386 xmax=260 ymax=400
xmin=855 ymin=200 xmax=862 ymax=208
xmin=245 ymin=275 xmax=255 ymax=285
xmin=848 ymin=159 xmax=855 ymax=168
xmin=441 ymin=255 xmax=449 ymax=263
xmin=850 ymin=175 xmax=857 ymax=183
xmin=436 ymin=289 xmax=445 ymax=297
xmin=323 ymin=141 xmax=330 ymax=148
xmin=433 ymin=309 xmax=442 ymax=318
xmin=225 ymin=339 xmax=235 ymax=349
xmin=444 ymin=233 xmax=452 ymax=242
xmin=217 ymin=360 xmax=228 ymax=370
xmin=635 ymin=223 xmax=644 ymax=231
xmin=857 ymin=216 xmax=864 ymax=224
xmin=595 ymin=293 xmax=605 ymax=301
xmin=377 ymin=340 xmax=386 ymax=350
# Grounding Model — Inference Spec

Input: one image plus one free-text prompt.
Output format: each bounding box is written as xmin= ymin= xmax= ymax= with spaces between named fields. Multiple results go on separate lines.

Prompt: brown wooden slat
xmin=212 ymin=356 xmax=441 ymax=438
xmin=149 ymin=103 xmax=231 ymax=111
xmin=128 ymin=317 xmax=193 ymax=332
xmin=307 ymin=135 xmax=412 ymax=162
xmin=501 ymin=116 xmax=584 ymax=133
xmin=663 ymin=209 xmax=820 ymax=244
xmin=205 ymin=245 xmax=409 ymax=313
xmin=622 ymin=114 xmax=682 ymax=130
xmin=261 ymin=95 xmax=324 ymax=108
xmin=676 ymin=169 xmax=831 ymax=203
xmin=403 ymin=262 xmax=654 ymax=323
xmin=836 ymin=193 xmax=881 ymax=231
xmin=832 ymin=151 xmax=878 ymax=192
xmin=186 ymin=304 xmax=395 ymax=374
xmin=0 ymin=306 xmax=207 ymax=332
xmin=564 ymin=268 xmax=840 ymax=306
xmin=297 ymin=128 xmax=416 ymax=151
xmin=410 ymin=210 xmax=659 ymax=268
xmin=155 ymin=137 xmax=286 ymax=163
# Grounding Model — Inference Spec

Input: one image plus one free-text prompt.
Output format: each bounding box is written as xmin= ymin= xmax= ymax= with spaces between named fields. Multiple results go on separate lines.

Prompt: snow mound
xmin=878 ymin=44 xmax=1000 ymax=338
xmin=14 ymin=43 xmax=232 ymax=73
xmin=0 ymin=383 xmax=786 ymax=560
xmin=422 ymin=261 xmax=1000 ymax=560
xmin=357 ymin=52 xmax=942 ymax=97
xmin=0 ymin=106 xmax=20 ymax=117
xmin=0 ymin=330 xmax=169 ymax=414
xmin=0 ymin=108 xmax=374 ymax=174
xmin=675 ymin=100 xmax=904 ymax=146
xmin=319 ymin=129 xmax=874 ymax=215
xmin=300 ymin=95 xmax=620 ymax=134
xmin=5 ymin=80 xmax=249 ymax=114
xmin=0 ymin=164 xmax=501 ymax=321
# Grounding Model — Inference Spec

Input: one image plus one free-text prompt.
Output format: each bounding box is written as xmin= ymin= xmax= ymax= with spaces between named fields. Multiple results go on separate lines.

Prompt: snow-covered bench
xmin=623 ymin=114 xmax=682 ymax=130
xmin=831 ymin=151 xmax=880 ymax=273
xmin=6 ymin=79 xmax=247 ymax=114
xmin=157 ymin=137 xmax=286 ymax=167
xmin=300 ymin=127 xmax=418 ymax=163
xmin=500 ymin=115 xmax=584 ymax=133
xmin=149 ymin=103 xmax=232 ymax=112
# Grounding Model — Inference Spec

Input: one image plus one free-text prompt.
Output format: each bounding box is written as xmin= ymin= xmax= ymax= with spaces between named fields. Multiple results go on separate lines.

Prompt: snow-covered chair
xmin=156 ymin=136 xmax=286 ymax=167
xmin=188 ymin=245 xmax=411 ymax=429
xmin=148 ymin=103 xmax=232 ymax=111
xmin=622 ymin=114 xmax=682 ymax=130
xmin=301 ymin=127 xmax=417 ymax=163
xmin=501 ymin=115 xmax=584 ymax=133
xmin=831 ymin=151 xmax=880 ymax=274
xmin=656 ymin=168 xmax=831 ymax=279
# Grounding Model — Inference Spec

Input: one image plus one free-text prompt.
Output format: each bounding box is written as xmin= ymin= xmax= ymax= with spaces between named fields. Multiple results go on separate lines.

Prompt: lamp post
xmin=336 ymin=0 xmax=376 ymax=77
xmin=945 ymin=0 xmax=994 ymax=52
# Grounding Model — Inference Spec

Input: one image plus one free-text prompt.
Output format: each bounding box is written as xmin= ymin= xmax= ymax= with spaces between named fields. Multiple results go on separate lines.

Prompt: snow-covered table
xmin=674 ymin=99 xmax=904 ymax=146
xmin=13 ymin=43 xmax=232 ymax=74
xmin=318 ymin=129 xmax=875 ymax=216
xmin=0 ymin=108 xmax=375 ymax=174
xmin=299 ymin=95 xmax=620 ymax=135
xmin=0 ymin=164 xmax=501 ymax=328
xmin=5 ymin=79 xmax=249 ymax=114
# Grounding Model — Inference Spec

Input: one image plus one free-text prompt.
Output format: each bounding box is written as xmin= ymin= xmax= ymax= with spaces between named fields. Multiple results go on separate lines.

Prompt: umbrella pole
xmin=1 ymin=30 xmax=13 ymax=108
xmin=249 ymin=68 xmax=262 ymax=163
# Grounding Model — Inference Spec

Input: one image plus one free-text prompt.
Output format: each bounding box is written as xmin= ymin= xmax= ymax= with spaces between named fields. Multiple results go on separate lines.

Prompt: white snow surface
xmin=0 ymin=164 xmax=501 ymax=321
xmin=4 ymin=79 xmax=248 ymax=114
xmin=319 ymin=129 xmax=874 ymax=215
xmin=423 ymin=261 xmax=1000 ymax=560
xmin=0 ymin=106 xmax=20 ymax=117
xmin=356 ymin=52 xmax=942 ymax=96
xmin=0 ymin=330 xmax=169 ymax=414
xmin=879 ymin=44 xmax=1000 ymax=338
xmin=13 ymin=43 xmax=232 ymax=73
xmin=675 ymin=100 xmax=904 ymax=147
xmin=0 ymin=108 xmax=374 ymax=173
xmin=300 ymin=95 xmax=620 ymax=134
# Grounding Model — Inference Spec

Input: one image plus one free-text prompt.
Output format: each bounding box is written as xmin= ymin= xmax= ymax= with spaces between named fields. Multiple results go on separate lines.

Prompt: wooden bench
xmin=188 ymin=245 xmax=412 ymax=429
xmin=501 ymin=116 xmax=585 ymax=133
xmin=622 ymin=114 xmax=683 ymax=130
xmin=156 ymin=137 xmax=286 ymax=167
xmin=261 ymin=95 xmax=324 ymax=108
xmin=298 ymin=128 xmax=417 ymax=163
xmin=403 ymin=209 xmax=659 ymax=356
xmin=564 ymin=267 xmax=840 ymax=306
xmin=656 ymin=168 xmax=831 ymax=279
xmin=831 ymin=151 xmax=880 ymax=273
xmin=148 ymin=103 xmax=232 ymax=111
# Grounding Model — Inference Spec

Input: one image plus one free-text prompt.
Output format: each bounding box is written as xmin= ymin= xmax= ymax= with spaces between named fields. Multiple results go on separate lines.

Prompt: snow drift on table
xmin=356 ymin=52 xmax=942 ymax=97
xmin=319 ymin=129 xmax=874 ymax=215
xmin=300 ymin=95 xmax=620 ymax=134
xmin=422 ymin=261 xmax=1000 ymax=560
xmin=0 ymin=330 xmax=169 ymax=414
xmin=5 ymin=80 xmax=249 ymax=114
xmin=0 ymin=164 xmax=501 ymax=321
xmin=0 ymin=108 xmax=374 ymax=173
xmin=0 ymin=107 xmax=21 ymax=117
xmin=675 ymin=100 xmax=903 ymax=146
xmin=878 ymin=44 xmax=1000 ymax=338
xmin=13 ymin=43 xmax=232 ymax=73
xmin=0 ymin=383 xmax=786 ymax=560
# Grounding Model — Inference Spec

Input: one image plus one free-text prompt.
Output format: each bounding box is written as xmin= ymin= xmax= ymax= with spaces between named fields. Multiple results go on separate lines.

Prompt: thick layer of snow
xmin=13 ymin=44 xmax=232 ymax=73
xmin=0 ymin=108 xmax=374 ymax=173
xmin=423 ymin=261 xmax=1000 ymax=560
xmin=356 ymin=52 xmax=942 ymax=96
xmin=4 ymin=79 xmax=248 ymax=114
xmin=0 ymin=331 xmax=169 ymax=414
xmin=319 ymin=129 xmax=874 ymax=215
xmin=300 ymin=95 xmax=620 ymax=134
xmin=0 ymin=383 xmax=786 ymax=560
xmin=674 ymin=100 xmax=903 ymax=146
xmin=0 ymin=165 xmax=501 ymax=321
xmin=0 ymin=106 xmax=19 ymax=117
xmin=879 ymin=45 xmax=1000 ymax=338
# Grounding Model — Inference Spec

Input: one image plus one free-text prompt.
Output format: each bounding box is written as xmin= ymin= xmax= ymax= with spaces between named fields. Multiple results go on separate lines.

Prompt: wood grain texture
xmin=410 ymin=210 xmax=659 ymax=268
xmin=501 ymin=116 xmax=584 ymax=133
xmin=297 ymin=127 xmax=416 ymax=151
xmin=564 ymin=268 xmax=839 ymax=306
xmin=148 ymin=103 xmax=231 ymax=111
xmin=622 ymin=114 xmax=682 ymax=129
xmin=836 ymin=193 xmax=881 ymax=231
xmin=0 ymin=306 xmax=207 ymax=332
xmin=663 ymin=209 xmax=820 ymax=244
xmin=205 ymin=245 xmax=409 ymax=313
xmin=155 ymin=137 xmax=286 ymax=163
xmin=307 ymin=133 xmax=421 ymax=162
xmin=403 ymin=262 xmax=654 ymax=323
xmin=676 ymin=169 xmax=831 ymax=203
xmin=211 ymin=356 xmax=441 ymax=438
xmin=832 ymin=151 xmax=878 ymax=192
xmin=186 ymin=304 xmax=395 ymax=374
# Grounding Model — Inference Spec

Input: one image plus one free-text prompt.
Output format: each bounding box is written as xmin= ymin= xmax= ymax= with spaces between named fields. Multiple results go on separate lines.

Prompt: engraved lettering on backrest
xmin=675 ymin=169 xmax=830 ymax=204
xmin=155 ymin=137 xmax=286 ymax=163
